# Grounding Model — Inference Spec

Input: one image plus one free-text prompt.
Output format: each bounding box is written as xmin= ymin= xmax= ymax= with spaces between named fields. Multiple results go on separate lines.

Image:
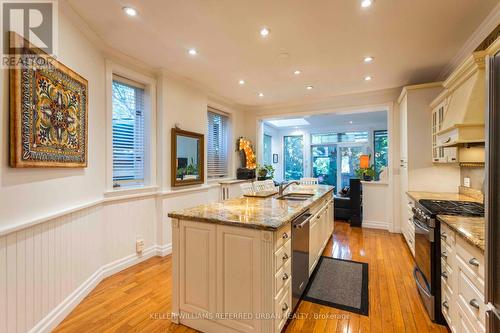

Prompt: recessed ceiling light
xmin=364 ymin=76 xmax=372 ymax=81
xmin=294 ymin=70 xmax=301 ymax=75
xmin=306 ymin=85 xmax=313 ymax=90
xmin=188 ymin=48 xmax=197 ymax=56
xmin=123 ymin=7 xmax=138 ymax=16
xmin=363 ymin=56 xmax=374 ymax=63
xmin=258 ymin=92 xmax=264 ymax=97
xmin=349 ymin=121 xmax=353 ymax=124
xmin=361 ymin=0 xmax=373 ymax=8
xmin=260 ymin=27 xmax=270 ymax=37
xmin=238 ymin=80 xmax=245 ymax=85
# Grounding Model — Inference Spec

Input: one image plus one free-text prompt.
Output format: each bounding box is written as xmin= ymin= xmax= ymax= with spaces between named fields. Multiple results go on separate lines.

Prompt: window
xmin=112 ymin=77 xmax=145 ymax=187
xmin=207 ymin=109 xmax=229 ymax=178
xmin=284 ymin=135 xmax=304 ymax=180
xmin=374 ymin=130 xmax=389 ymax=180
xmin=310 ymin=131 xmax=370 ymax=193
xmin=311 ymin=131 xmax=369 ymax=145
xmin=263 ymin=134 xmax=272 ymax=165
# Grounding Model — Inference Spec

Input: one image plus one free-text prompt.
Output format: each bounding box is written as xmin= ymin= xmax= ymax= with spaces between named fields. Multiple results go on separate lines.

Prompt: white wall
xmin=0 ymin=11 xmax=106 ymax=227
xmin=0 ymin=6 xmax=245 ymax=333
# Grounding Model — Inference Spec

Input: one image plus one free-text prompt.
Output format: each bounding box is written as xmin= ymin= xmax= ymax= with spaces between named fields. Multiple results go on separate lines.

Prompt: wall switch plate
xmin=136 ymin=239 xmax=144 ymax=254
xmin=464 ymin=177 xmax=471 ymax=188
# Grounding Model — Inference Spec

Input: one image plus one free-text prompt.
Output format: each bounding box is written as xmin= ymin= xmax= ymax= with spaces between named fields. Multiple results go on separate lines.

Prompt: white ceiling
xmin=264 ymin=110 xmax=387 ymax=130
xmin=67 ymin=0 xmax=498 ymax=107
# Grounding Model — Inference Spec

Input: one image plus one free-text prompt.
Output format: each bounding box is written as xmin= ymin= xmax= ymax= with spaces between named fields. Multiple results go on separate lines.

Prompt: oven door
xmin=413 ymin=216 xmax=436 ymax=319
xmin=413 ymin=216 xmax=433 ymax=285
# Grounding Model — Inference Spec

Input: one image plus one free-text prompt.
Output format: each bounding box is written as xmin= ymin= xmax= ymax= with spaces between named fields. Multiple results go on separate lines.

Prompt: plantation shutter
xmin=112 ymin=76 xmax=145 ymax=187
xmin=207 ymin=108 xmax=229 ymax=178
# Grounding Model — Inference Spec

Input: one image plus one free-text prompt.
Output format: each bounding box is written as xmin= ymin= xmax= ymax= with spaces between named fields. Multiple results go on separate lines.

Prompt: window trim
xmin=207 ymin=107 xmax=230 ymax=179
xmin=105 ymin=61 xmax=157 ymax=193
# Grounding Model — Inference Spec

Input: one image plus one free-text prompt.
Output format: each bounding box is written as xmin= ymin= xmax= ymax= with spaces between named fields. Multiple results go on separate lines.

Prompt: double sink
xmin=276 ymin=193 xmax=314 ymax=201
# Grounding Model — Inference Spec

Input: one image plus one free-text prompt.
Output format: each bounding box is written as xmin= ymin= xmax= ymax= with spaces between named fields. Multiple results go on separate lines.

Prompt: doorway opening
xmin=261 ymin=110 xmax=388 ymax=193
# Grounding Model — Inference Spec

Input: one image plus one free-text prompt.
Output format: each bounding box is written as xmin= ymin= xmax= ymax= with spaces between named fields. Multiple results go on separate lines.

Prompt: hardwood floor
xmin=54 ymin=222 xmax=448 ymax=332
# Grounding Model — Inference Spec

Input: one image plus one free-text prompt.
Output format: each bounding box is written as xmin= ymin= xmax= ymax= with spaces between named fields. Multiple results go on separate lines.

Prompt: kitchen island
xmin=168 ymin=185 xmax=334 ymax=333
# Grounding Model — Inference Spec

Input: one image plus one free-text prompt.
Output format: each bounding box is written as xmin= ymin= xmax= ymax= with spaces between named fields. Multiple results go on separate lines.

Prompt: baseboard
xmin=156 ymin=243 xmax=172 ymax=256
xmin=362 ymin=220 xmax=389 ymax=230
xmin=29 ymin=245 xmax=159 ymax=333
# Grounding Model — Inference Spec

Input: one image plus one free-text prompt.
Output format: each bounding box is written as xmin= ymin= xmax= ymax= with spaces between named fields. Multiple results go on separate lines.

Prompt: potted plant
xmin=257 ymin=164 xmax=275 ymax=180
xmin=355 ymin=165 xmax=376 ymax=181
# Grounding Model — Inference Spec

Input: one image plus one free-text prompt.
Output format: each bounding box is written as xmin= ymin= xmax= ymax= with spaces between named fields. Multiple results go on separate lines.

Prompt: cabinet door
xmin=179 ymin=221 xmax=217 ymax=315
xmin=216 ymin=225 xmax=262 ymax=333
xmin=309 ymin=219 xmax=320 ymax=275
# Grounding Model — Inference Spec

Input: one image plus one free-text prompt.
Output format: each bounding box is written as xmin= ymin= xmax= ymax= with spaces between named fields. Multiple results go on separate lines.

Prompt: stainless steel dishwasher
xmin=291 ymin=210 xmax=312 ymax=310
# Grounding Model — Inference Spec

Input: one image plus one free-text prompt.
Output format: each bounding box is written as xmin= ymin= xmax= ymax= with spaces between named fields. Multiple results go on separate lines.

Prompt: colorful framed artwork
xmin=9 ymin=32 xmax=88 ymax=168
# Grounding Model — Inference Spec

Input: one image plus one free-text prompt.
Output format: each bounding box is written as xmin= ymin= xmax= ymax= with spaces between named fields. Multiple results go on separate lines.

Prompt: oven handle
xmin=412 ymin=217 xmax=434 ymax=242
xmin=413 ymin=267 xmax=432 ymax=298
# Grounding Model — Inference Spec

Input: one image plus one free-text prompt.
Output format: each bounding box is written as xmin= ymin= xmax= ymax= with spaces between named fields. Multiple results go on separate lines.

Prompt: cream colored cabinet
xmin=178 ymin=220 xmax=217 ymax=316
xmin=172 ymin=194 xmax=334 ymax=333
xmin=431 ymin=99 xmax=458 ymax=164
xmin=402 ymin=195 xmax=415 ymax=256
xmin=440 ymin=223 xmax=485 ymax=333
xmin=309 ymin=198 xmax=334 ymax=276
xmin=397 ymin=84 xmax=443 ymax=237
xmin=430 ymin=51 xmax=486 ymax=164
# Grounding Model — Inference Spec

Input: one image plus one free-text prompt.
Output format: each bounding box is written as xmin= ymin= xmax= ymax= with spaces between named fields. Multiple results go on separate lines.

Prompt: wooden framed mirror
xmin=171 ymin=128 xmax=204 ymax=187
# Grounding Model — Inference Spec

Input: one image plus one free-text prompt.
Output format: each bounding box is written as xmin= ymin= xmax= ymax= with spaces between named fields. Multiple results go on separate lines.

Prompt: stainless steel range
xmin=412 ymin=199 xmax=484 ymax=324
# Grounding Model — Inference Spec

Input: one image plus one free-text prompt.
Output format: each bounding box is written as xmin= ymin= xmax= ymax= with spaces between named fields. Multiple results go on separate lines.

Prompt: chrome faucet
xmin=279 ymin=181 xmax=300 ymax=196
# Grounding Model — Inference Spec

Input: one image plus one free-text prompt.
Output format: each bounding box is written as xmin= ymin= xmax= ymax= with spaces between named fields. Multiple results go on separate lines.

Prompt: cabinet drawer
xmin=457 ymin=302 xmax=484 ymax=333
xmin=456 ymin=237 xmax=484 ymax=287
xmin=275 ymin=260 xmax=292 ymax=296
xmin=274 ymin=239 xmax=291 ymax=272
xmin=441 ymin=260 xmax=454 ymax=294
xmin=457 ymin=266 xmax=486 ymax=328
xmin=441 ymin=287 xmax=454 ymax=330
xmin=275 ymin=282 xmax=292 ymax=332
xmin=441 ymin=242 xmax=454 ymax=267
xmin=275 ymin=223 xmax=291 ymax=250
xmin=440 ymin=223 xmax=456 ymax=247
xmin=403 ymin=228 xmax=414 ymax=252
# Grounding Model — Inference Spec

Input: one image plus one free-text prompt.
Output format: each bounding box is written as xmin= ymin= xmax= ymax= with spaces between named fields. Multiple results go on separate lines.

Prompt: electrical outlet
xmin=464 ymin=177 xmax=471 ymax=188
xmin=136 ymin=239 xmax=144 ymax=254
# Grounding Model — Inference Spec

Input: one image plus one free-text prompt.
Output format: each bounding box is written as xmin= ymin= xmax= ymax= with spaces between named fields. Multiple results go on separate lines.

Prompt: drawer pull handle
xmin=442 ymin=301 xmax=449 ymax=310
xmin=282 ymin=253 xmax=289 ymax=260
xmin=282 ymin=273 xmax=289 ymax=280
xmin=282 ymin=233 xmax=289 ymax=240
xmin=468 ymin=258 xmax=480 ymax=267
xmin=282 ymin=303 xmax=289 ymax=312
xmin=441 ymin=252 xmax=448 ymax=259
xmin=441 ymin=272 xmax=448 ymax=279
xmin=440 ymin=232 xmax=447 ymax=240
xmin=469 ymin=299 xmax=480 ymax=310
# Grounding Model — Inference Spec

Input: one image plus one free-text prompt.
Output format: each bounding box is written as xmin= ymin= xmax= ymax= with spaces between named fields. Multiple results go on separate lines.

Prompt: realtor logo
xmin=1 ymin=0 xmax=58 ymax=56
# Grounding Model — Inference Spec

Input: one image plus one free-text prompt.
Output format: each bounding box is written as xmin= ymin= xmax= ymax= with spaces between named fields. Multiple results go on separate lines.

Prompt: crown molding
xmin=439 ymin=2 xmax=500 ymax=80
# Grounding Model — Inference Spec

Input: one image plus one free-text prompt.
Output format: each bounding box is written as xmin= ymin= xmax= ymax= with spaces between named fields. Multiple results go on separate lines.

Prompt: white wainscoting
xmin=0 ymin=183 xmax=226 ymax=333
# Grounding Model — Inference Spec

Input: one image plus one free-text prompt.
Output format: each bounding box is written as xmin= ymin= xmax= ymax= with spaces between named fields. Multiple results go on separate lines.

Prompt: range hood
xmin=433 ymin=51 xmax=486 ymax=147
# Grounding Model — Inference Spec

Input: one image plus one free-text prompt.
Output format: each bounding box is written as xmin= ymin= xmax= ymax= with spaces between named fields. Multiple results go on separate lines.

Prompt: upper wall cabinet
xmin=430 ymin=51 xmax=486 ymax=164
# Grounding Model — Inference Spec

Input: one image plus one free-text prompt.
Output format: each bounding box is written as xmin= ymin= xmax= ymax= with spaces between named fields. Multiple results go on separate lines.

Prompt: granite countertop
xmin=437 ymin=215 xmax=485 ymax=253
xmin=168 ymin=185 xmax=334 ymax=231
xmin=406 ymin=191 xmax=482 ymax=203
